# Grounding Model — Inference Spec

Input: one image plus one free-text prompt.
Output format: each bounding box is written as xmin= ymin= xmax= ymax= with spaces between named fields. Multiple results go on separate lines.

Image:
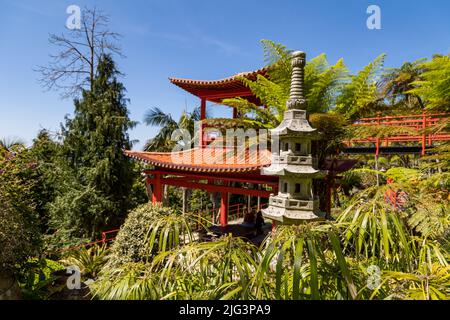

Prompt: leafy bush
xmin=0 ymin=146 xmax=42 ymax=273
xmin=105 ymin=203 xmax=190 ymax=268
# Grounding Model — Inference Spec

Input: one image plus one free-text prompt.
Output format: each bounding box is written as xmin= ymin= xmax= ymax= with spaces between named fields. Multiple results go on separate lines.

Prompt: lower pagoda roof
xmin=125 ymin=148 xmax=357 ymax=175
xmin=125 ymin=147 xmax=272 ymax=173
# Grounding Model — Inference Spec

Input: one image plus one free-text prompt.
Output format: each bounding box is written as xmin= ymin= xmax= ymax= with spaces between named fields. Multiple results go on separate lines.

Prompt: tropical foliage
xmin=92 ymin=175 xmax=450 ymax=300
xmin=409 ymin=54 xmax=450 ymax=112
xmin=143 ymin=106 xmax=202 ymax=152
xmin=60 ymin=245 xmax=109 ymax=279
xmin=0 ymin=144 xmax=42 ymax=273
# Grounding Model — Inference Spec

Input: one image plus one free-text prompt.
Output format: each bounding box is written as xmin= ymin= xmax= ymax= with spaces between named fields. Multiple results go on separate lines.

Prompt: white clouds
xmin=139 ymin=25 xmax=242 ymax=56
xmin=9 ymin=2 xmax=54 ymax=17
xmin=200 ymin=36 xmax=241 ymax=56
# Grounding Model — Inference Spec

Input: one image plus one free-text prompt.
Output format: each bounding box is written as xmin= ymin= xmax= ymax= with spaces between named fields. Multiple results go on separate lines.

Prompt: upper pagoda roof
xmin=169 ymin=67 xmax=268 ymax=104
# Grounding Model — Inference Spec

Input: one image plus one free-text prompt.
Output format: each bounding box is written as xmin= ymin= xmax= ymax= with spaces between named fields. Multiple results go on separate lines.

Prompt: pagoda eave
xmin=262 ymin=167 xmax=327 ymax=177
xmin=262 ymin=207 xmax=325 ymax=223
xmin=270 ymin=127 xmax=321 ymax=139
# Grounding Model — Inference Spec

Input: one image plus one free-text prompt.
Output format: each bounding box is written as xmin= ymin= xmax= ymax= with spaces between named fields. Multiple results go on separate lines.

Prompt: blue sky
xmin=0 ymin=0 xmax=449 ymax=150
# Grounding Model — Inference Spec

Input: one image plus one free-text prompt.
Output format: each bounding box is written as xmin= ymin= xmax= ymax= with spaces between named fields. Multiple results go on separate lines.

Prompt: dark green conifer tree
xmin=49 ymin=55 xmax=138 ymax=242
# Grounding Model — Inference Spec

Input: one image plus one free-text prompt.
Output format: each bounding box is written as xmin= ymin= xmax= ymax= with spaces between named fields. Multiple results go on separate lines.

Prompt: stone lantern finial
xmin=286 ymin=51 xmax=306 ymax=110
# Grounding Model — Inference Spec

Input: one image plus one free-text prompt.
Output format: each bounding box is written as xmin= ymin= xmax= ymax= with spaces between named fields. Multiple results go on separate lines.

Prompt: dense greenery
xmin=92 ymin=181 xmax=449 ymax=300
xmin=0 ymin=145 xmax=42 ymax=273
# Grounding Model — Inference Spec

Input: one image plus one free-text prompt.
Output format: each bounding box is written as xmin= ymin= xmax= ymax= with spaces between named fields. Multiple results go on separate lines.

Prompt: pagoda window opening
xmin=282 ymin=182 xmax=288 ymax=193
xmin=295 ymin=143 xmax=301 ymax=152
xmin=283 ymin=142 xmax=289 ymax=152
xmin=295 ymin=183 xmax=301 ymax=194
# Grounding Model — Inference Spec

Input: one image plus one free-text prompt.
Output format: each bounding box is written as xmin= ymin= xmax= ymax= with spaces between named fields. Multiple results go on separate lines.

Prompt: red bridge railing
xmin=348 ymin=113 xmax=450 ymax=155
xmin=58 ymin=229 xmax=120 ymax=254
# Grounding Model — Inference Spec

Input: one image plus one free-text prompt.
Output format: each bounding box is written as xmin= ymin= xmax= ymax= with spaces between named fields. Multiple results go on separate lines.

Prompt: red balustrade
xmin=348 ymin=113 xmax=450 ymax=155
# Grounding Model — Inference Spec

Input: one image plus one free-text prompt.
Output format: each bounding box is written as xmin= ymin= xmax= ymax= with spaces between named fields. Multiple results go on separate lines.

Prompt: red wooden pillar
xmin=375 ymin=113 xmax=381 ymax=157
xmin=152 ymin=174 xmax=163 ymax=203
xmin=220 ymin=191 xmax=229 ymax=227
xmin=200 ymin=98 xmax=206 ymax=148
xmin=421 ymin=112 xmax=426 ymax=156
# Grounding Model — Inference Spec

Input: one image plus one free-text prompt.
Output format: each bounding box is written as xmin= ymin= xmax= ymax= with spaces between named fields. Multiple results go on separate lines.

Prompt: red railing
xmin=58 ymin=229 xmax=120 ymax=253
xmin=348 ymin=113 xmax=450 ymax=155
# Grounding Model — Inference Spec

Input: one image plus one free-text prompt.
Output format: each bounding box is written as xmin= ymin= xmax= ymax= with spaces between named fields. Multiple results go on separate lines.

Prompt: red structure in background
xmin=127 ymin=68 xmax=279 ymax=227
xmin=347 ymin=113 xmax=450 ymax=156
xmin=126 ymin=67 xmax=450 ymax=227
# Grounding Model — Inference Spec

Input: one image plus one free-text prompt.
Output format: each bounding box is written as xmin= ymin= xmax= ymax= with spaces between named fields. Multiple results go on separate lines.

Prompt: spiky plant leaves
xmin=380 ymin=263 xmax=450 ymax=300
xmin=337 ymin=184 xmax=416 ymax=269
xmin=253 ymin=223 xmax=358 ymax=300
xmin=60 ymin=244 xmax=108 ymax=279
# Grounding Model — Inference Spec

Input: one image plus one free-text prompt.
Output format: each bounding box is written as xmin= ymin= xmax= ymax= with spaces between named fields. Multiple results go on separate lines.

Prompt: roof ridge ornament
xmin=286 ymin=51 xmax=307 ymax=110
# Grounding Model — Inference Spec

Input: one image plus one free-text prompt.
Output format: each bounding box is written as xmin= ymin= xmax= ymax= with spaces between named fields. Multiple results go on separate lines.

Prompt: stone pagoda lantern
xmin=262 ymin=51 xmax=326 ymax=224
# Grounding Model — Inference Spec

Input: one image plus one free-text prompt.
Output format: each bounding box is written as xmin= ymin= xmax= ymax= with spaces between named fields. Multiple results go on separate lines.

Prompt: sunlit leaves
xmin=409 ymin=54 xmax=450 ymax=112
xmin=334 ymin=54 xmax=386 ymax=120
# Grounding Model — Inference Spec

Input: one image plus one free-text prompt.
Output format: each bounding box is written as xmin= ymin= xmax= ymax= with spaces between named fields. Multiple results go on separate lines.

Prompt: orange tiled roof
xmin=169 ymin=67 xmax=269 ymax=104
xmin=125 ymin=147 xmax=272 ymax=173
xmin=169 ymin=67 xmax=268 ymax=89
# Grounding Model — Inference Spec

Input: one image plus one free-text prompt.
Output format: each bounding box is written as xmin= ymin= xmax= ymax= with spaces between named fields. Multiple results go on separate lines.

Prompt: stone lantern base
xmin=262 ymin=195 xmax=325 ymax=224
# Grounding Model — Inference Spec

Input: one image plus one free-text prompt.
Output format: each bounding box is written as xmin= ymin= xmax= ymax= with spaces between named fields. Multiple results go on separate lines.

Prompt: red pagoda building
xmin=125 ymin=52 xmax=355 ymax=227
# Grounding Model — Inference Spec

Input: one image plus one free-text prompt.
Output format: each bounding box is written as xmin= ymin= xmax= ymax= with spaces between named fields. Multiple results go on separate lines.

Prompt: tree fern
xmin=334 ymin=54 xmax=386 ymax=120
xmin=307 ymin=57 xmax=348 ymax=113
xmin=222 ymin=41 xmax=349 ymax=129
xmin=409 ymin=54 xmax=450 ymax=112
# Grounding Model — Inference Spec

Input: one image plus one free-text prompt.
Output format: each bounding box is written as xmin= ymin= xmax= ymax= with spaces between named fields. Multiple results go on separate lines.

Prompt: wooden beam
xmin=197 ymin=88 xmax=254 ymax=100
xmin=159 ymin=175 xmax=278 ymax=188
xmin=147 ymin=177 xmax=275 ymax=198
xmin=144 ymin=169 xmax=278 ymax=185
xmin=200 ymin=98 xmax=206 ymax=147
xmin=233 ymin=107 xmax=238 ymax=119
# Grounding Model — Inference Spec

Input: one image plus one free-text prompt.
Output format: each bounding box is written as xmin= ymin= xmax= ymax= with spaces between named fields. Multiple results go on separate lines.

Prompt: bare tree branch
xmin=35 ymin=7 xmax=123 ymax=99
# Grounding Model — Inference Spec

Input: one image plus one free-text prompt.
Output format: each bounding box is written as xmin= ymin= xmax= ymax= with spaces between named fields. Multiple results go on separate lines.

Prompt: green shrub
xmin=0 ymin=146 xmax=42 ymax=273
xmin=105 ymin=203 xmax=183 ymax=268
